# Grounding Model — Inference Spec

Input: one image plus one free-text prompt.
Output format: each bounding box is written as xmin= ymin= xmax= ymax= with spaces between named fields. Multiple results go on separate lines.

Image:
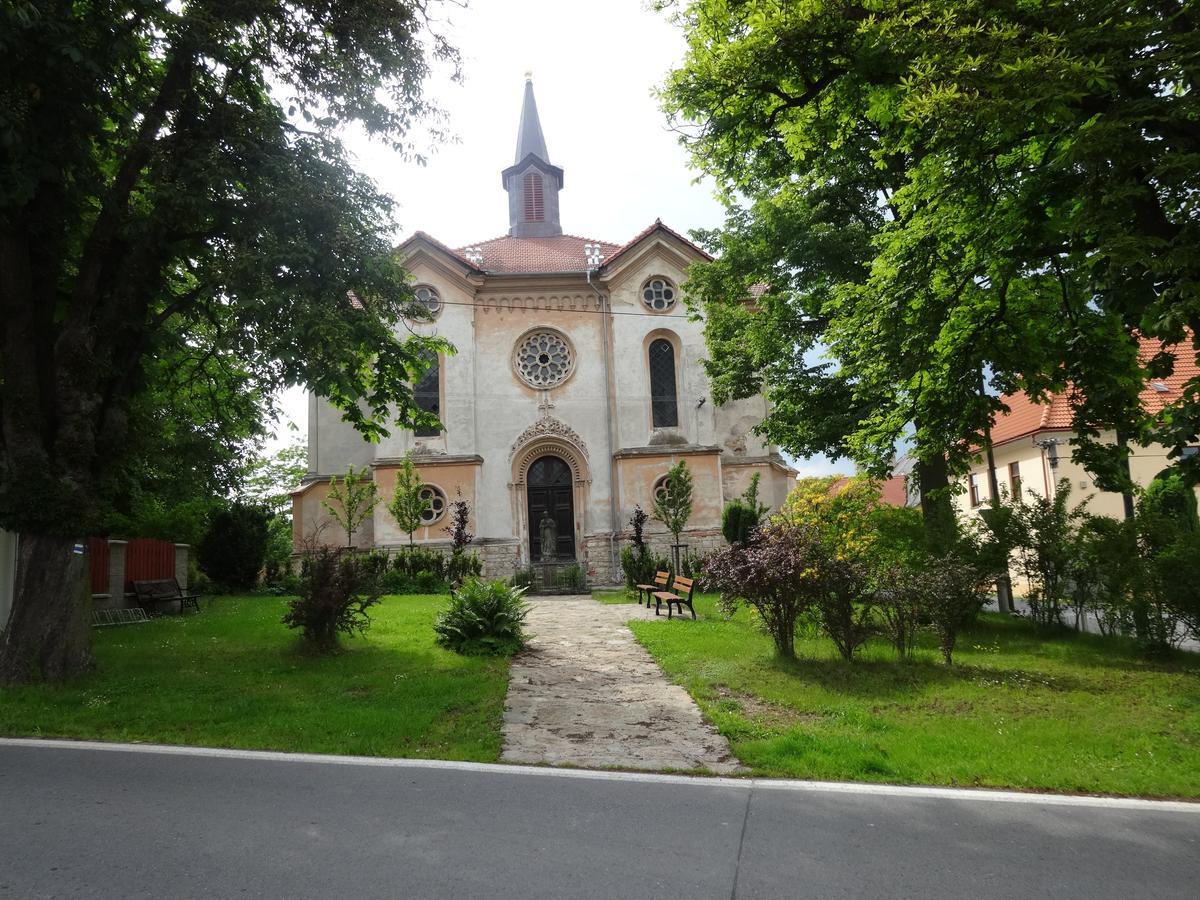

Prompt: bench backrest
xmin=670 ymin=575 xmax=695 ymax=598
xmin=133 ymin=579 xmax=181 ymax=601
xmin=653 ymin=570 xmax=670 ymax=587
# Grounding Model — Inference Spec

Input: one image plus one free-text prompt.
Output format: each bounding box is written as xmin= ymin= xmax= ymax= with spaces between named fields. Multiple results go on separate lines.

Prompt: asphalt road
xmin=1 ymin=740 xmax=1196 ymax=899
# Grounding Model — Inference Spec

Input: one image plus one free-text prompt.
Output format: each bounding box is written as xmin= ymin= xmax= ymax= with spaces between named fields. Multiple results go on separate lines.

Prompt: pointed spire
xmin=514 ymin=73 xmax=549 ymax=164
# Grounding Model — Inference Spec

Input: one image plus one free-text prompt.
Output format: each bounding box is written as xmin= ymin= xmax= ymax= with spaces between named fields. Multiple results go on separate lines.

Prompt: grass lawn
xmin=0 ymin=594 xmax=510 ymax=761
xmin=622 ymin=593 xmax=1200 ymax=798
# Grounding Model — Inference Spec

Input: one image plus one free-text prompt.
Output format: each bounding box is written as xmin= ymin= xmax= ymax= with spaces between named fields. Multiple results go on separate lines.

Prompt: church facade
xmin=291 ymin=78 xmax=794 ymax=582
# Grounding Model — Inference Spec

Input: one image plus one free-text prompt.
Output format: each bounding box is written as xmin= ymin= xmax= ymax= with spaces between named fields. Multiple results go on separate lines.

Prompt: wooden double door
xmin=527 ymin=455 xmax=575 ymax=562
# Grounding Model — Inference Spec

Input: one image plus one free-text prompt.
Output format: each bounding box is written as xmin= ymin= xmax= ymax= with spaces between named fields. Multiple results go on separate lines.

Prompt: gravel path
xmin=500 ymin=595 xmax=741 ymax=773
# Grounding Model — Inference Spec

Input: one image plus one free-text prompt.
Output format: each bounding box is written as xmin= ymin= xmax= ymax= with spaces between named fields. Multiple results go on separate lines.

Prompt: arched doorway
xmin=526 ymin=455 xmax=575 ymax=561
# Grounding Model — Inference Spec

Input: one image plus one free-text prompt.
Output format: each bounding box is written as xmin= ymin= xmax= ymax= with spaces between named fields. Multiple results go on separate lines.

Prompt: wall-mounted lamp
xmin=1034 ymin=437 xmax=1063 ymax=469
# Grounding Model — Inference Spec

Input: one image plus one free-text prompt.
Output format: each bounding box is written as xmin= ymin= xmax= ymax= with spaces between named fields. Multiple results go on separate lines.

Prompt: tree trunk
xmin=0 ymin=533 xmax=93 ymax=683
xmin=916 ymin=454 xmax=957 ymax=554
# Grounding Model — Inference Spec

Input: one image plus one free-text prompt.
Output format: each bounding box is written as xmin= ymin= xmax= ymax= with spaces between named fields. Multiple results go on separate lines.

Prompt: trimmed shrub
xmin=197 ymin=503 xmax=270 ymax=590
xmin=283 ymin=548 xmax=385 ymax=652
xmin=434 ymin=579 xmax=530 ymax=656
xmin=721 ymin=500 xmax=758 ymax=545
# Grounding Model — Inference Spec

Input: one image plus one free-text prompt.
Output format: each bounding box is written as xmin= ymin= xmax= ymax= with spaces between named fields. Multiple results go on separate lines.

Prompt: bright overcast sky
xmin=271 ymin=0 xmax=847 ymax=477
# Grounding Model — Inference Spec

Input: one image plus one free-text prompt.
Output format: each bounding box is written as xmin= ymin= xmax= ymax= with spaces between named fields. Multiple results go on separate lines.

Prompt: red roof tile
xmin=454 ymin=233 xmax=620 ymax=274
xmin=601 ymin=219 xmax=712 ymax=268
xmin=989 ymin=335 xmax=1199 ymax=447
xmin=879 ymin=475 xmax=909 ymax=507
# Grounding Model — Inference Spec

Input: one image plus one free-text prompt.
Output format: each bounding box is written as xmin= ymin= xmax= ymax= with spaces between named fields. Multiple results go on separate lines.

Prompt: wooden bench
xmin=132 ymin=579 xmax=201 ymax=616
xmin=653 ymin=574 xmax=697 ymax=620
xmin=635 ymin=570 xmax=669 ymax=607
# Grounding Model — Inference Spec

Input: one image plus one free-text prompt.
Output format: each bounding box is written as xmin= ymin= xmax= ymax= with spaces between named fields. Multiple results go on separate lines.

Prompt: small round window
xmin=641 ymin=278 xmax=676 ymax=312
xmin=653 ymin=475 xmax=672 ymax=504
xmin=418 ymin=485 xmax=447 ymax=525
xmin=413 ymin=285 xmax=442 ymax=317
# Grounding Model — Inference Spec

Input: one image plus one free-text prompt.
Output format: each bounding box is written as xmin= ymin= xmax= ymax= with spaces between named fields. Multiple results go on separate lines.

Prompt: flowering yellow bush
xmin=777 ymin=475 xmax=884 ymax=560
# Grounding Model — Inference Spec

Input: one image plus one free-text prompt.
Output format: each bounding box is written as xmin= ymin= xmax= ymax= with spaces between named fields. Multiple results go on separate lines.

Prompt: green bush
xmin=391 ymin=546 xmax=447 ymax=578
xmin=197 ymin=503 xmax=271 ymax=590
xmin=446 ymin=550 xmax=483 ymax=585
xmin=555 ymin=563 xmax=586 ymax=591
xmin=434 ymin=578 xmax=530 ymax=656
xmin=283 ymin=548 xmax=385 ymax=652
xmin=721 ymin=500 xmax=759 ymax=545
xmin=620 ymin=546 xmax=666 ymax=589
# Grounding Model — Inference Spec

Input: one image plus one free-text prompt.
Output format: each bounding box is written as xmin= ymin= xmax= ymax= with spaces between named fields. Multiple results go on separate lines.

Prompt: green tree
xmin=322 ymin=465 xmax=379 ymax=549
xmin=652 ymin=460 xmax=694 ymax=570
xmin=196 ymin=503 xmax=271 ymax=591
xmin=660 ymin=0 xmax=1199 ymax=538
xmin=241 ymin=436 xmax=308 ymax=517
xmin=387 ymin=454 xmax=430 ymax=547
xmin=0 ymin=1 xmax=456 ymax=681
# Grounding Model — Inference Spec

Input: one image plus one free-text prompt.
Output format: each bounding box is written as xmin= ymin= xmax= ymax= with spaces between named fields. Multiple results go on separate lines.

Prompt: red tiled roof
xmin=601 ymin=219 xmax=712 ymax=268
xmin=401 ymin=220 xmax=710 ymax=276
xmin=401 ymin=230 xmax=480 ymax=271
xmin=454 ymin=233 xmax=620 ymax=274
xmin=879 ymin=475 xmax=909 ymax=507
xmin=989 ymin=335 xmax=1199 ymax=447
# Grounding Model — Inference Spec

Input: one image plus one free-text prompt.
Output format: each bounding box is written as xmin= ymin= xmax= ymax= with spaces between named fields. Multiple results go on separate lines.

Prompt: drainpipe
xmin=587 ymin=267 xmax=621 ymax=583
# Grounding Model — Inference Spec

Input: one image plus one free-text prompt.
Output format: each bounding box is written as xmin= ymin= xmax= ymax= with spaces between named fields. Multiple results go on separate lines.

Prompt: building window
xmin=418 ymin=485 xmax=447 ymax=525
xmin=649 ymin=338 xmax=679 ymax=428
xmin=514 ymin=329 xmax=574 ymax=388
xmin=413 ymin=285 xmax=441 ymax=317
xmin=414 ymin=353 xmax=440 ymax=437
xmin=523 ymin=172 xmax=544 ymax=222
xmin=641 ymin=277 xmax=677 ymax=312
xmin=1183 ymin=446 xmax=1199 ymax=459
xmin=653 ymin=474 xmax=672 ymax=504
xmin=969 ymin=472 xmax=982 ymax=507
xmin=1008 ymin=462 xmax=1021 ymax=499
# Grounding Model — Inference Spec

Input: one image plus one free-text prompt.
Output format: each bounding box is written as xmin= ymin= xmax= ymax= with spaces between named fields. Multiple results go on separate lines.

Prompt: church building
xmin=291 ymin=77 xmax=794 ymax=582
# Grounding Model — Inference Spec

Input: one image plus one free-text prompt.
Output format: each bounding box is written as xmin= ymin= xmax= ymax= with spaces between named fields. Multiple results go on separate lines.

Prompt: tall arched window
xmin=414 ymin=353 xmax=441 ymax=437
xmin=523 ymin=172 xmax=544 ymax=222
xmin=649 ymin=338 xmax=678 ymax=428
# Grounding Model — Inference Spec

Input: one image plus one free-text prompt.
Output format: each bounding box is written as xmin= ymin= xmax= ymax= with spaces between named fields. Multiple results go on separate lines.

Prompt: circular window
xmin=413 ymin=285 xmax=442 ymax=317
xmin=514 ymin=329 xmax=575 ymax=389
xmin=653 ymin=475 xmax=672 ymax=504
xmin=641 ymin=278 xmax=676 ymax=312
xmin=418 ymin=485 xmax=447 ymax=525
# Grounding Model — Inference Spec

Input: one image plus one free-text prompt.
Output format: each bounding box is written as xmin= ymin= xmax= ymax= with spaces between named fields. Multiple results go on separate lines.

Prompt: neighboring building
xmin=954 ymin=338 xmax=1200 ymax=520
xmin=292 ymin=77 xmax=794 ymax=582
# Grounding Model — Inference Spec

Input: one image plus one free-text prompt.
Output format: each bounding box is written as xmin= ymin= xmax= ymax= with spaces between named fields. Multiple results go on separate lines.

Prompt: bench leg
xmin=654 ymin=598 xmax=662 ymax=616
xmin=687 ymin=601 xmax=696 ymax=621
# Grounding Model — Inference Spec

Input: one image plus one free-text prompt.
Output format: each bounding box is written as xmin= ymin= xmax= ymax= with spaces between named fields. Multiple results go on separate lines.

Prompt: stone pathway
xmin=501 ymin=595 xmax=742 ymax=773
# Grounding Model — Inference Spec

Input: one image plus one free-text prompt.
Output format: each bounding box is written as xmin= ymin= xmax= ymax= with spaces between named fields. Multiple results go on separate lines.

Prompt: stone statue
xmin=538 ymin=513 xmax=558 ymax=561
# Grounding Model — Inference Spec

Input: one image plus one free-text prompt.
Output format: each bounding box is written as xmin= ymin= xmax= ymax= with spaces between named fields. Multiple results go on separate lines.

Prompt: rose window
xmin=413 ymin=285 xmax=441 ymax=317
xmin=515 ymin=330 xmax=574 ymax=388
xmin=641 ymin=278 xmax=676 ymax=312
xmin=418 ymin=485 xmax=447 ymax=524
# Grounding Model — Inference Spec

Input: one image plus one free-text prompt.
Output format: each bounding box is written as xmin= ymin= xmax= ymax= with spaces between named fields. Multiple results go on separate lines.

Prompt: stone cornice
xmin=372 ymin=454 xmax=483 ymax=468
xmin=612 ymin=445 xmax=722 ymax=460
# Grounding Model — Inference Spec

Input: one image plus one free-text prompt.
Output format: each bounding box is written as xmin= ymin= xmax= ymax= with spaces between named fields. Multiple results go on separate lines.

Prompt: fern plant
xmin=434 ymin=578 xmax=530 ymax=656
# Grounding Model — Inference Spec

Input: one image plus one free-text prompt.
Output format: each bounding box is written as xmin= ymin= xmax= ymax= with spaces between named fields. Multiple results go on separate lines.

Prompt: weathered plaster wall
xmin=371 ymin=459 xmax=479 ymax=548
xmin=292 ymin=478 xmax=375 ymax=549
